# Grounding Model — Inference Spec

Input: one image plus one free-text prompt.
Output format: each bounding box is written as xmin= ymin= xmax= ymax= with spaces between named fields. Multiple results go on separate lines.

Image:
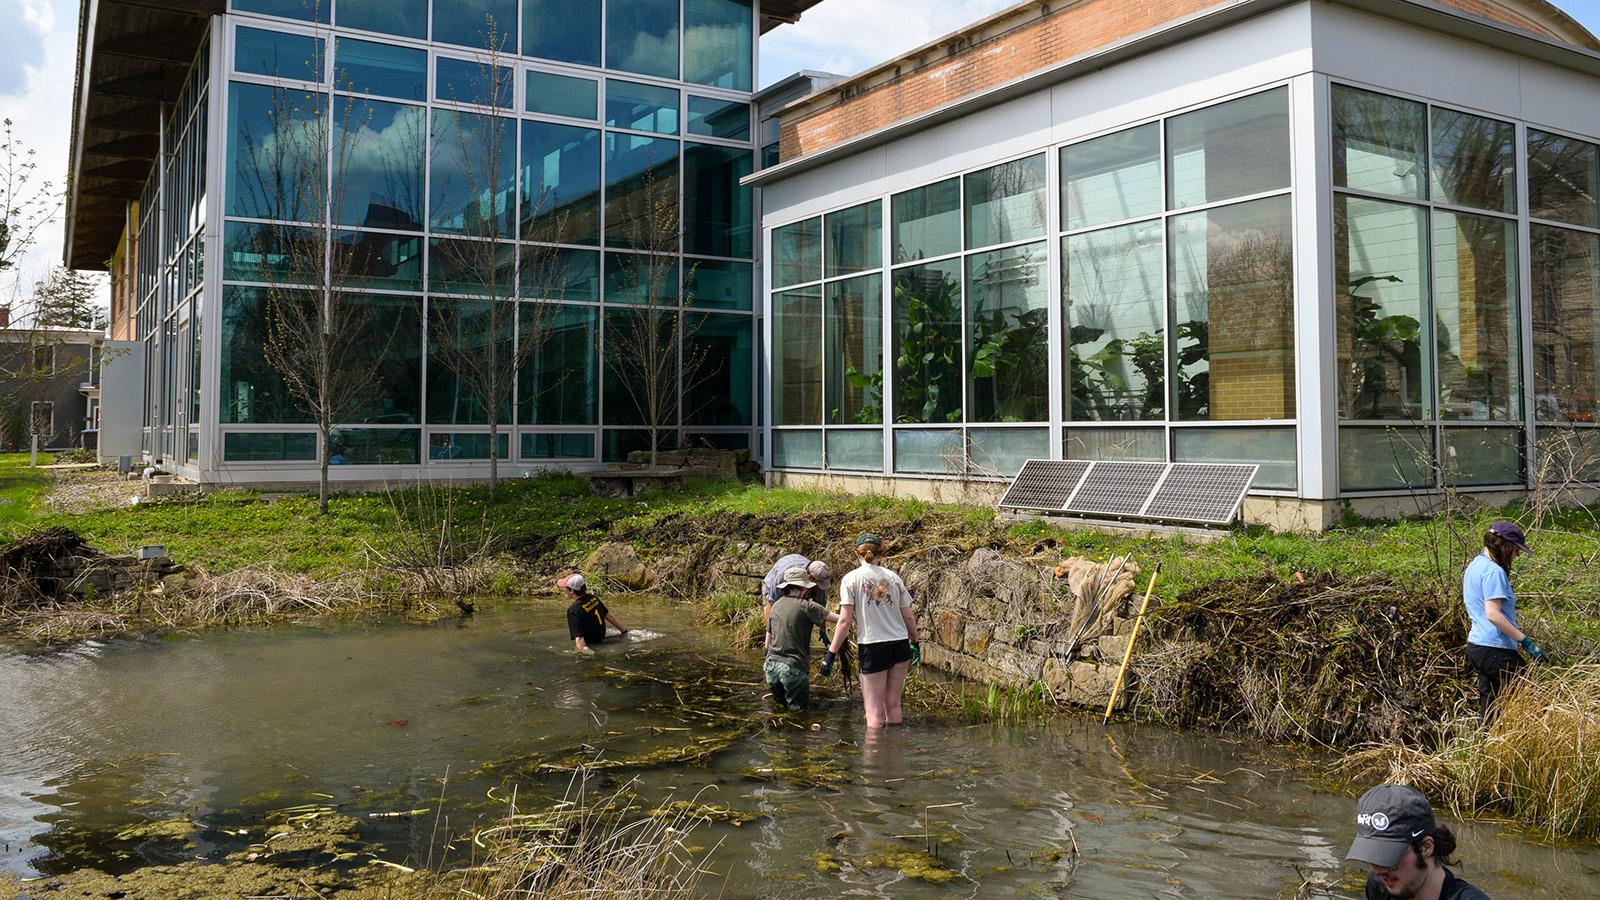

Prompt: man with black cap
xmin=1348 ymin=784 xmax=1489 ymax=899
xmin=1464 ymin=520 xmax=1547 ymax=720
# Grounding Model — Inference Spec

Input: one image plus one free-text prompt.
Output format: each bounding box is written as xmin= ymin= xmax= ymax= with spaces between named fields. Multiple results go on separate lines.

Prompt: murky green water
xmin=2 ymin=599 xmax=1596 ymax=897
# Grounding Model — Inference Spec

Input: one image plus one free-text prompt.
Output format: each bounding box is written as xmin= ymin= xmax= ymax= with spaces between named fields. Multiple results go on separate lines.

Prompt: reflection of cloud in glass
xmin=337 ymin=101 xmax=426 ymax=229
xmin=683 ymin=22 xmax=750 ymax=88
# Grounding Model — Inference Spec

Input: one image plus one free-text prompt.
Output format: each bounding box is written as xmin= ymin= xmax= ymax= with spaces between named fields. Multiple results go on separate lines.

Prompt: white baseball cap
xmin=558 ymin=573 xmax=586 ymax=592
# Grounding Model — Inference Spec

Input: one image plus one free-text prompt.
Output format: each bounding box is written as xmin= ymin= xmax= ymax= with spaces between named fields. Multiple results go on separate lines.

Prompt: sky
xmin=2 ymin=0 xmax=1600 ymax=310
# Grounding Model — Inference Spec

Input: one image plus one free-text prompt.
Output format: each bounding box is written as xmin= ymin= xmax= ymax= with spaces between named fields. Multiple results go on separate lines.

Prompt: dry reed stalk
xmin=1344 ymin=661 xmax=1600 ymax=840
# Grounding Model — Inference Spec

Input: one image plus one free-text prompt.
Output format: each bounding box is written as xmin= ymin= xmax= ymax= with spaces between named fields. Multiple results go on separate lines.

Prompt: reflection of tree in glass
xmin=1064 ymin=230 xmax=1164 ymax=421
xmin=892 ymin=266 xmax=963 ymax=424
xmin=1342 ymin=273 xmax=1421 ymax=419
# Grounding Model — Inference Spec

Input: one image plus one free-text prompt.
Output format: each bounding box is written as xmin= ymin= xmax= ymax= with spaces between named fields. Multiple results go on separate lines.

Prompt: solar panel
xmin=998 ymin=460 xmax=1091 ymax=510
xmin=1142 ymin=463 xmax=1258 ymax=524
xmin=1065 ymin=461 xmax=1170 ymax=517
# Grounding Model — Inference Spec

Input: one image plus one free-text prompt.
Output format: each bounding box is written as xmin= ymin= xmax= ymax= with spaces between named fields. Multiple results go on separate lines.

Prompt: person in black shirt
xmin=1347 ymin=784 xmax=1491 ymax=900
xmin=560 ymin=573 xmax=627 ymax=654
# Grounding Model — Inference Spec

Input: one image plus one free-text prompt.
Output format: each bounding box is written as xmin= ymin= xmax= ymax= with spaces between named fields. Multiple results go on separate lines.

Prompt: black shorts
xmin=858 ymin=639 xmax=912 ymax=675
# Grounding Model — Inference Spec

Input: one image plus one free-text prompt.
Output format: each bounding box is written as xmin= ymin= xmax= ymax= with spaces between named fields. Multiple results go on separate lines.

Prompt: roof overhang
xmin=760 ymin=0 xmax=826 ymax=33
xmin=745 ymin=0 xmax=1600 ymax=189
xmin=64 ymin=0 xmax=222 ymax=272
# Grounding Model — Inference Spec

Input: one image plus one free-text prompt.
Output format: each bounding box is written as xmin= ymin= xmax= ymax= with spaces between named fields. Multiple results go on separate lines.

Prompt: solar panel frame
xmin=1142 ymin=463 xmax=1258 ymax=524
xmin=997 ymin=459 xmax=1091 ymax=511
xmin=1063 ymin=461 xmax=1170 ymax=517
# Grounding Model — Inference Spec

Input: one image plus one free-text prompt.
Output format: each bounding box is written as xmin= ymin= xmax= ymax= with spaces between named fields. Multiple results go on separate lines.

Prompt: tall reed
xmin=1348 ymin=661 xmax=1600 ymax=840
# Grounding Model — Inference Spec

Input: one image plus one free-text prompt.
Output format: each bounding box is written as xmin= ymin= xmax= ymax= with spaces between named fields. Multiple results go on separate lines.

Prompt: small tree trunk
xmin=488 ymin=418 xmax=500 ymax=501
xmin=319 ymin=421 xmax=331 ymax=516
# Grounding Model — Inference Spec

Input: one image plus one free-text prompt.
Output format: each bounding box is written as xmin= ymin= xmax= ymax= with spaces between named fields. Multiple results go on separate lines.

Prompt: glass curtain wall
xmin=217 ymin=1 xmax=755 ymax=465
xmin=767 ymin=87 xmax=1297 ymax=485
xmin=1332 ymin=84 xmax=1528 ymax=491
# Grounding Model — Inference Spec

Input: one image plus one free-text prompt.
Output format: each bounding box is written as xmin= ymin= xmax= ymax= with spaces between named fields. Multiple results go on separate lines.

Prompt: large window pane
xmin=683 ymin=143 xmax=753 ymax=258
xmin=773 ymin=287 xmax=822 ymax=425
xmin=1434 ymin=211 xmax=1520 ymax=420
xmin=223 ymin=432 xmax=317 ymax=462
xmin=523 ymin=0 xmax=600 ymax=67
xmin=1335 ymin=196 xmax=1429 ymax=420
xmin=686 ymin=95 xmax=750 ymax=142
xmin=825 ymin=201 xmax=882 ymax=277
xmin=426 ymin=299 xmax=514 ymax=424
xmin=334 ymin=97 xmax=425 ymax=230
xmin=968 ymin=243 xmax=1048 ymax=422
xmin=1062 ymin=122 xmax=1160 ymax=230
xmin=965 ymin=155 xmax=1046 ymax=249
xmin=1169 ymin=195 xmax=1295 ymax=421
xmin=1528 ymin=130 xmax=1599 ymax=228
xmin=429 ymin=239 xmax=516 ymax=296
xmin=232 ymin=0 xmax=326 ymax=24
xmin=337 ymin=0 xmax=425 ymax=39
xmin=235 ymin=27 xmax=323 ymax=82
xmin=433 ymin=0 xmax=515 ymax=51
xmin=605 ymin=134 xmax=679 ymax=249
xmin=519 ymin=303 xmax=597 ymax=425
xmin=603 ymin=428 xmax=680 ymax=462
xmin=220 ymin=286 xmax=311 ymax=424
xmin=429 ymin=110 xmax=516 ymax=236
xmin=604 ymin=252 xmax=679 ymax=306
xmin=523 ymin=431 xmax=595 ymax=459
xmin=430 ymin=432 xmax=511 ymax=460
xmin=602 ymin=308 xmax=679 ymax=426
xmin=892 ymin=259 xmax=963 ymax=423
xmin=969 ymin=427 xmax=1048 ymax=476
xmin=334 ymin=38 xmax=426 ymax=101
xmin=892 ymin=178 xmax=960 ymax=264
xmin=686 ymin=258 xmax=752 ymax=310
xmin=223 ymin=221 xmax=318 ymax=283
xmin=825 ymin=274 xmax=883 ymax=425
xmin=1168 ymin=88 xmax=1290 ymax=210
xmin=685 ymin=312 xmax=753 ymax=426
xmin=521 ymin=121 xmax=601 ymax=245
xmin=1431 ymin=108 xmax=1516 ymax=214
xmin=606 ymin=80 xmax=679 ymax=135
xmin=607 ymin=0 xmax=679 ymax=79
xmin=525 ymin=246 xmax=600 ymax=303
xmin=1444 ymin=427 xmax=1523 ymax=486
xmin=894 ymin=428 xmax=962 ymax=474
xmin=337 ymin=231 xmax=423 ymax=291
xmin=1340 ymin=425 xmax=1436 ymax=491
xmin=1174 ymin=426 xmax=1296 ymax=490
xmin=1065 ymin=426 xmax=1165 ymax=461
xmin=226 ymin=83 xmax=326 ymax=222
xmin=684 ymin=0 xmax=752 ymax=91
xmin=345 ymin=293 xmax=423 ymax=424
xmin=436 ymin=57 xmax=514 ymax=109
xmin=1331 ymin=85 xmax=1427 ymax=200
xmin=526 ymin=70 xmax=598 ymax=120
xmin=1531 ymin=225 xmax=1600 ymax=423
xmin=329 ymin=428 xmax=420 ymax=464
xmin=773 ymin=218 xmax=821 ymax=288
xmin=773 ymin=429 xmax=821 ymax=468
xmin=827 ymin=430 xmax=882 ymax=471
xmin=1064 ymin=221 xmax=1165 ymax=421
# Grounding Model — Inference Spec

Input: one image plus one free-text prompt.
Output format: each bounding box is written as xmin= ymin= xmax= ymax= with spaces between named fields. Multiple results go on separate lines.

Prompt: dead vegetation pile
xmin=0 ymin=526 xmax=102 ymax=605
xmin=1134 ymin=574 xmax=1472 ymax=748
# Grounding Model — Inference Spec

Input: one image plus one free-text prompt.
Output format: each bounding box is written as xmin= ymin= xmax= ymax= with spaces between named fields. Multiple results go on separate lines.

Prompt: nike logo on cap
xmin=1411 ymin=830 xmax=1425 ymax=838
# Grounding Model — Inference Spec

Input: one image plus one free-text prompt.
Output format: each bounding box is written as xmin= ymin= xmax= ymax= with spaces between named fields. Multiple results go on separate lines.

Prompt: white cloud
xmin=758 ymin=0 xmax=1020 ymax=87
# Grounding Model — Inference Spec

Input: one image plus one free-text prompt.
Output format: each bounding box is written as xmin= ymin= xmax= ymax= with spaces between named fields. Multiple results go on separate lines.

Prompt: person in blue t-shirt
xmin=1463 ymin=521 xmax=1547 ymax=720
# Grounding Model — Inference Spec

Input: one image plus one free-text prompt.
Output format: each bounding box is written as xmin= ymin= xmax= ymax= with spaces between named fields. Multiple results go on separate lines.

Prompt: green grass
xmin=0 ymin=453 xmax=51 ymax=532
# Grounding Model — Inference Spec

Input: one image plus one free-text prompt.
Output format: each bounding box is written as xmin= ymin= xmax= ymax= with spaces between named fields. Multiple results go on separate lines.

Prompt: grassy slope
xmin=2 ymin=455 xmax=1596 ymax=648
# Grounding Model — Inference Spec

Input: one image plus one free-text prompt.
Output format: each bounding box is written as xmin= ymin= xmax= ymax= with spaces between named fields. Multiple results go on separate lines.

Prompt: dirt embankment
xmin=594 ymin=509 xmax=1474 ymax=750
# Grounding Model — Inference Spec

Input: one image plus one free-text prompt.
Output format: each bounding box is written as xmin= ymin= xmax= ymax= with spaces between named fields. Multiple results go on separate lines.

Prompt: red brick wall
xmin=780 ymin=0 xmax=1588 ymax=161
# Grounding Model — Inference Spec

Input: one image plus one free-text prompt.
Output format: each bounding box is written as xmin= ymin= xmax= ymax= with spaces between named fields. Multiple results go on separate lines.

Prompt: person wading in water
xmin=560 ymin=573 xmax=628 ymax=654
xmin=1347 ymin=784 xmax=1489 ymax=899
xmin=1463 ymin=521 xmax=1546 ymax=720
xmin=765 ymin=566 xmax=842 ymax=711
xmin=821 ymin=533 xmax=918 ymax=729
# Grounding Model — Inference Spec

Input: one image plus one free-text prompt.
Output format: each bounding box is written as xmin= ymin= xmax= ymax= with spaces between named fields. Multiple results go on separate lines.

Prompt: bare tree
xmin=427 ymin=17 xmax=574 ymax=499
xmin=604 ymin=166 xmax=718 ymax=467
xmin=0 ymin=117 xmax=59 ymax=277
xmin=242 ymin=65 xmax=405 ymax=514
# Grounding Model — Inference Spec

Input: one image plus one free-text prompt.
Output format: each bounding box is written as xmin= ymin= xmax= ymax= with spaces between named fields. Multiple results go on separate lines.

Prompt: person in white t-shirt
xmin=821 ymin=533 xmax=920 ymax=728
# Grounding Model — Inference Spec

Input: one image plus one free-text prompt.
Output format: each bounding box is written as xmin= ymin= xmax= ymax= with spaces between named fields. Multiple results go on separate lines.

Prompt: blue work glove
xmin=819 ymin=651 xmax=837 ymax=677
xmin=909 ymin=641 xmax=921 ymax=667
xmin=1519 ymin=635 xmax=1548 ymax=663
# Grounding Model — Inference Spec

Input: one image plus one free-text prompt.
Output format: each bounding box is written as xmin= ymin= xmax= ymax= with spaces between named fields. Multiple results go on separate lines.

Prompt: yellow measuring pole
xmin=1104 ymin=561 xmax=1162 ymax=724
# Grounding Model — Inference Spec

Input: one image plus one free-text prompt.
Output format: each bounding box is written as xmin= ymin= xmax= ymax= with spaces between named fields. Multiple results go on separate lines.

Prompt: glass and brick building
xmin=69 ymin=0 xmax=822 ymax=482
xmin=749 ymin=0 xmax=1600 ymax=527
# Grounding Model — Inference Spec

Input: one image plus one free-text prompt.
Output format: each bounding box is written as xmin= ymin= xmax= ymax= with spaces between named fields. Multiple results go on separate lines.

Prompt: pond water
xmin=2 ymin=599 xmax=1596 ymax=897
